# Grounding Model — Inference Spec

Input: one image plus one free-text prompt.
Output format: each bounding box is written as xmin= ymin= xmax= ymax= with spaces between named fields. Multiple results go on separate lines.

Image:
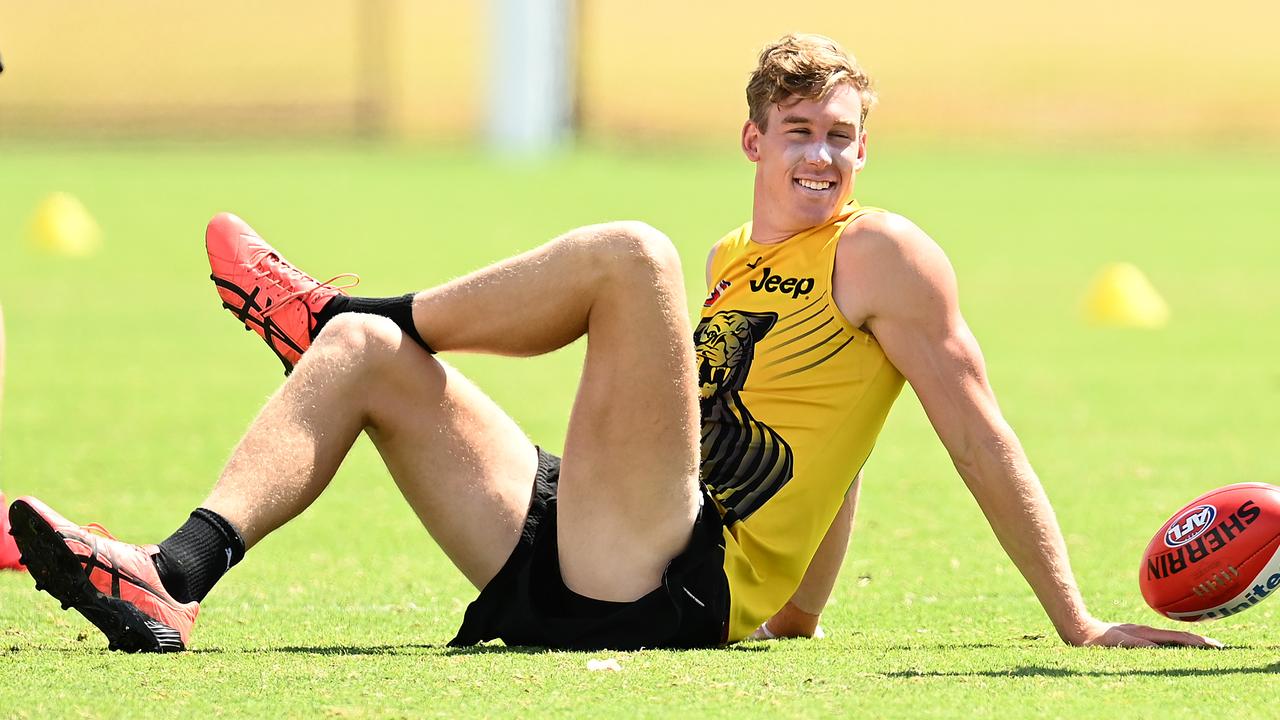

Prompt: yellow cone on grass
xmin=1082 ymin=262 xmax=1169 ymax=328
xmin=27 ymin=192 xmax=102 ymax=257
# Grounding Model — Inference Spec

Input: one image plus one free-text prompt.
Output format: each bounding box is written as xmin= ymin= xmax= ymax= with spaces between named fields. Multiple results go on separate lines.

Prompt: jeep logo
xmin=1164 ymin=504 xmax=1217 ymax=548
xmin=748 ymin=267 xmax=815 ymax=299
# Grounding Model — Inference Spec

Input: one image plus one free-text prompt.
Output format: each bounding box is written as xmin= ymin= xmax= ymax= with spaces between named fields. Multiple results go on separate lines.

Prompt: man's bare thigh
xmin=362 ymin=341 xmax=537 ymax=590
xmin=552 ymin=225 xmax=703 ymax=602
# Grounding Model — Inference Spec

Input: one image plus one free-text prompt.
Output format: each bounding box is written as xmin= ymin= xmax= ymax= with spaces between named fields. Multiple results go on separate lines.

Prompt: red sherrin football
xmin=1140 ymin=483 xmax=1280 ymax=621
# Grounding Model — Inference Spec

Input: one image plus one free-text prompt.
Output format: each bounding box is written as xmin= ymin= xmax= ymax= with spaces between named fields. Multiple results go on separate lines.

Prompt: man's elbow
xmin=948 ymin=427 xmax=1022 ymax=490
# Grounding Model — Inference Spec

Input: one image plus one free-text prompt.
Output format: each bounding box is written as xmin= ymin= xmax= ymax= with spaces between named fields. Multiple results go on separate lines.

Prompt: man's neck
xmin=749 ymin=180 xmax=851 ymax=245
xmin=749 ymin=200 xmax=808 ymax=246
xmin=749 ymin=204 xmax=841 ymax=245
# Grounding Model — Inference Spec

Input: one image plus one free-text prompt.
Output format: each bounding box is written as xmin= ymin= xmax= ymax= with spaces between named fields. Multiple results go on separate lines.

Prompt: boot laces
xmin=82 ymin=522 xmax=117 ymax=541
xmin=261 ymin=271 xmax=361 ymax=320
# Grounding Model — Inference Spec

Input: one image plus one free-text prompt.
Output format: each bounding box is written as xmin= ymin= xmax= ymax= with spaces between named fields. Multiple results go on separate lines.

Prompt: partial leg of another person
xmin=0 ymin=302 xmax=23 ymax=571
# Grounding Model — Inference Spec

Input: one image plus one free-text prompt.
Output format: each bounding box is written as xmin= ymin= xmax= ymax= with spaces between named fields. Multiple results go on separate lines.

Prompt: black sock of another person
xmin=154 ymin=508 xmax=247 ymax=604
xmin=311 ymin=294 xmax=435 ymax=354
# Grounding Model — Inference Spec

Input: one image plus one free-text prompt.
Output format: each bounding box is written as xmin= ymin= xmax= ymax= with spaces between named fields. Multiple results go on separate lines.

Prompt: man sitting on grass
xmin=9 ymin=34 xmax=1216 ymax=652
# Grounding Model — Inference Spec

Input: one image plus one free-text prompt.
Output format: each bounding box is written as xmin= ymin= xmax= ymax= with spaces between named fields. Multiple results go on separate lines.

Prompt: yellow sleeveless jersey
xmin=697 ymin=202 xmax=905 ymax=641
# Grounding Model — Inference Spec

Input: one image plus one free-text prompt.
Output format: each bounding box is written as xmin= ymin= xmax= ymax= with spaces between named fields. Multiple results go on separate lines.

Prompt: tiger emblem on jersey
xmin=695 ymin=310 xmax=794 ymax=523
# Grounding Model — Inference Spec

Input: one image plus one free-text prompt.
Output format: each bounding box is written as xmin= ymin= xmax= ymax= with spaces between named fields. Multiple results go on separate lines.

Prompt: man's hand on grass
xmin=749 ymin=600 xmax=825 ymax=640
xmin=1068 ymin=618 xmax=1223 ymax=648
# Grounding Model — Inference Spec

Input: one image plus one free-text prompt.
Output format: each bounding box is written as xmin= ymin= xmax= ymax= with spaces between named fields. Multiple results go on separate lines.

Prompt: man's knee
xmin=310 ymin=313 xmax=404 ymax=367
xmin=584 ymin=220 xmax=682 ymax=283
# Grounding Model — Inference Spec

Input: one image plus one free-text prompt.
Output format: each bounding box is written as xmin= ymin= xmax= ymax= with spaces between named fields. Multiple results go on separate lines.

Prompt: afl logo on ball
xmin=1164 ymin=505 xmax=1217 ymax=548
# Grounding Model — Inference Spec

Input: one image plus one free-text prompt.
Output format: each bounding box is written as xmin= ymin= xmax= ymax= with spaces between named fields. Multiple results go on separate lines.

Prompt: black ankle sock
xmin=154 ymin=508 xmax=246 ymax=604
xmin=311 ymin=294 xmax=435 ymax=354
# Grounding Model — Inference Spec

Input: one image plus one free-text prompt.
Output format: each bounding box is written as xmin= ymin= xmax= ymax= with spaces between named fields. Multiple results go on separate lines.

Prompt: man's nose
xmin=805 ymin=141 xmax=832 ymax=166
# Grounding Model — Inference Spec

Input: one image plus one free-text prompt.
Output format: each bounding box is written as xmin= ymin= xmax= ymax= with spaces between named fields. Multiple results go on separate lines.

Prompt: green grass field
xmin=1 ymin=141 xmax=1278 ymax=718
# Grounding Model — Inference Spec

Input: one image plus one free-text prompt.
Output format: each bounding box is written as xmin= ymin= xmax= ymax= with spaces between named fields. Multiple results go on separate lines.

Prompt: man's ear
xmin=742 ymin=120 xmax=762 ymax=162
xmin=853 ymin=129 xmax=868 ymax=173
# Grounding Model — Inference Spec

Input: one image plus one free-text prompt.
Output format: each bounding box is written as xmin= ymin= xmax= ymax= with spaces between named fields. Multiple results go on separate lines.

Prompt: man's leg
xmin=198 ymin=312 xmax=537 ymax=589
xmin=10 ymin=311 xmax=537 ymax=652
xmin=16 ymin=219 xmax=699 ymax=652
xmin=403 ymin=222 xmax=702 ymax=601
xmin=190 ymin=219 xmax=697 ymax=602
xmin=309 ymin=220 xmax=700 ymax=600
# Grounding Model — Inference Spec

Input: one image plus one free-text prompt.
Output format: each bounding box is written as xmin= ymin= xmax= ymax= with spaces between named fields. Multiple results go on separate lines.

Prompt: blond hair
xmin=746 ymin=33 xmax=876 ymax=131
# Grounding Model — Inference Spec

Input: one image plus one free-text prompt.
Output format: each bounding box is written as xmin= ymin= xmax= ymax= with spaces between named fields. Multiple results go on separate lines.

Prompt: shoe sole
xmin=8 ymin=501 xmax=185 ymax=653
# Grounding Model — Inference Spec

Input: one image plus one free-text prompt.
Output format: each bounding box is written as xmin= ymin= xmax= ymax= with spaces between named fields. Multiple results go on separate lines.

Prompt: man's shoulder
xmin=832 ymin=210 xmax=955 ymax=324
xmin=839 ymin=211 xmax=932 ymax=256
xmin=837 ymin=211 xmax=951 ymax=278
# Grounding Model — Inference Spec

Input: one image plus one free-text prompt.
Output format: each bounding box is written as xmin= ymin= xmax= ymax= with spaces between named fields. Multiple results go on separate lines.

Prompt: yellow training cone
xmin=27 ymin=192 xmax=103 ymax=257
xmin=1082 ymin=262 xmax=1169 ymax=328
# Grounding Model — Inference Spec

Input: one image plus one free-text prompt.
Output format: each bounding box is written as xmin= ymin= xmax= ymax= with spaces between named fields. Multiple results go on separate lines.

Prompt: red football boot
xmin=0 ymin=494 xmax=25 ymax=571
xmin=8 ymin=496 xmax=198 ymax=652
xmin=206 ymin=212 xmax=358 ymax=374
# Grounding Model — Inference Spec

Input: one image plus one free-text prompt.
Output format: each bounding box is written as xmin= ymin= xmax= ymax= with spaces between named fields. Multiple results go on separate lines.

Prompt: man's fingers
xmin=747 ymin=619 xmax=825 ymax=641
xmin=748 ymin=622 xmax=778 ymax=640
xmin=1107 ymin=630 xmax=1159 ymax=648
xmin=1121 ymin=624 xmax=1223 ymax=648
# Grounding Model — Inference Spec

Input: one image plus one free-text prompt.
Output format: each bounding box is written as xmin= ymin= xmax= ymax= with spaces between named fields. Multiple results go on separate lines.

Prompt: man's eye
xmin=788 ymin=129 xmax=810 ymax=136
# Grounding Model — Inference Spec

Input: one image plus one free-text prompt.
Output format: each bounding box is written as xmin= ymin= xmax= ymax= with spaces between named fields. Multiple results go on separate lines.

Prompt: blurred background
xmin=3 ymin=0 xmax=1279 ymax=147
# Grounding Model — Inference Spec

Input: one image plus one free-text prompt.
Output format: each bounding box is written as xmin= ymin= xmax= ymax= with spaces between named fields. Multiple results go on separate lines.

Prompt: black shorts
xmin=449 ymin=448 xmax=730 ymax=650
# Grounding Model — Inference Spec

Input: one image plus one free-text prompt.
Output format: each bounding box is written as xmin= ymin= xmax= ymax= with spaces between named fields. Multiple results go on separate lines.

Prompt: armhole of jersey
xmin=706 ymin=242 xmax=723 ymax=288
xmin=826 ymin=206 xmax=887 ymax=337
xmin=708 ymin=225 xmax=747 ymax=284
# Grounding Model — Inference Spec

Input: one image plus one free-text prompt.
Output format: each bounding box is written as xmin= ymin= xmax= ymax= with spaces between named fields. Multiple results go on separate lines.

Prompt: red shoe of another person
xmin=8 ymin=496 xmax=198 ymax=652
xmin=0 ymin=494 xmax=25 ymax=571
xmin=205 ymin=212 xmax=358 ymax=374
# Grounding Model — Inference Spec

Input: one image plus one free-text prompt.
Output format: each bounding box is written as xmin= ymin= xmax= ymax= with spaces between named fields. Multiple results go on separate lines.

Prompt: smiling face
xmin=743 ymin=83 xmax=868 ymax=243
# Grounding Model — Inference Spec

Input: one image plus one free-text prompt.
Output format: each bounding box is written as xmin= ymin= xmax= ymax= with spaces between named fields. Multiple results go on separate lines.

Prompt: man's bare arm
xmin=835 ymin=213 xmax=1216 ymax=648
xmin=752 ymin=474 xmax=860 ymax=639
